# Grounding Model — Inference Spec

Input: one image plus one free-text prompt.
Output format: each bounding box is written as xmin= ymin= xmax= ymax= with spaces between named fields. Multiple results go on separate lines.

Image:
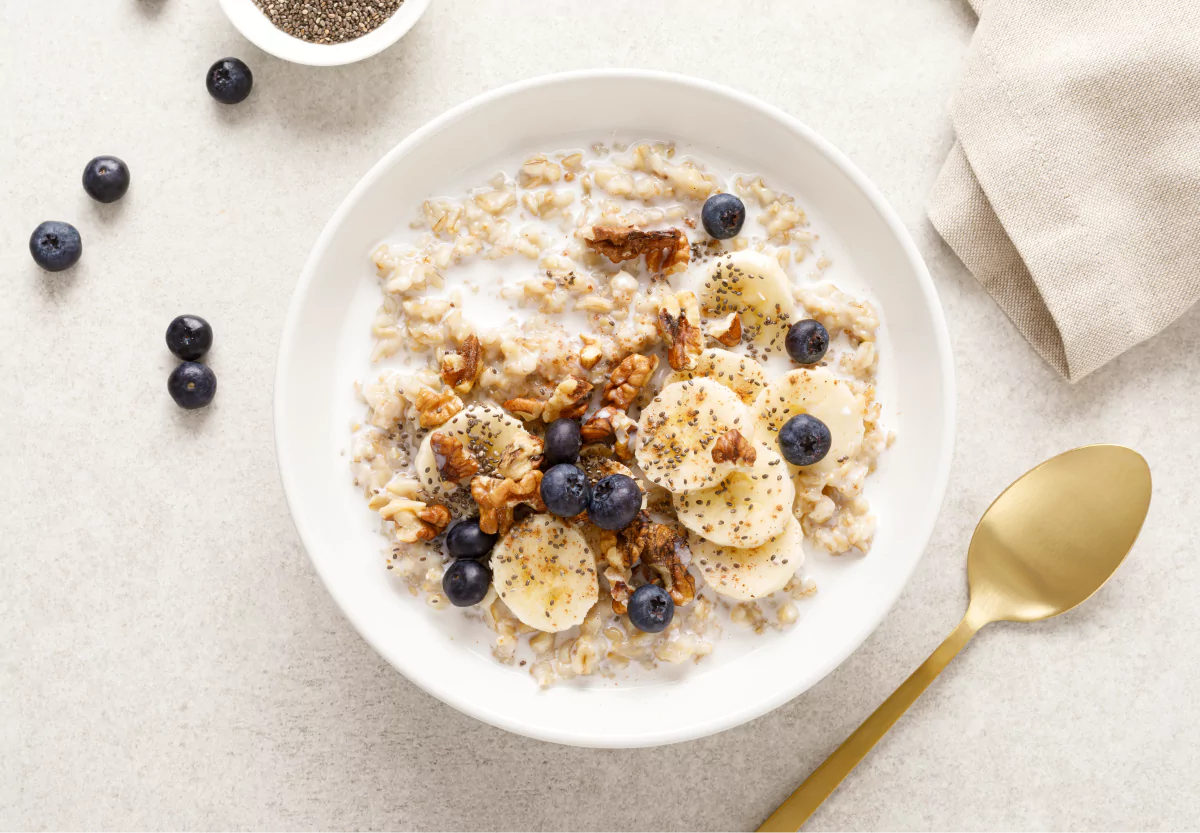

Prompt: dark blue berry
xmin=446 ymin=518 xmax=498 ymax=560
xmin=82 ymin=156 xmax=130 ymax=203
xmin=540 ymin=464 xmax=590 ymax=517
xmin=785 ymin=319 xmax=829 ymax=365
xmin=168 ymin=362 xmax=217 ymax=410
xmin=587 ymin=474 xmax=641 ymax=530
xmin=544 ymin=418 xmax=581 ymax=466
xmin=29 ymin=221 xmax=82 ymax=272
xmin=206 ymin=58 xmax=253 ymax=105
xmin=778 ymin=414 xmax=831 ymax=467
xmin=701 ymin=193 xmax=746 ymax=240
xmin=165 ymin=315 xmax=213 ymax=361
xmin=443 ymin=559 xmax=491 ymax=607
xmin=627 ymin=584 xmax=674 ymax=633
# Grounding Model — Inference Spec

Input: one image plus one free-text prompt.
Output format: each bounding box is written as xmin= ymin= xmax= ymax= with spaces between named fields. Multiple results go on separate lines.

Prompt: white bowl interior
xmin=275 ymin=71 xmax=954 ymax=747
xmin=218 ymin=0 xmax=430 ymax=66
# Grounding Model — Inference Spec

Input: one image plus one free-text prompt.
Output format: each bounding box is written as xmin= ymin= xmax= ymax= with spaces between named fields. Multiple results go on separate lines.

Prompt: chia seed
xmin=253 ymin=0 xmax=404 ymax=45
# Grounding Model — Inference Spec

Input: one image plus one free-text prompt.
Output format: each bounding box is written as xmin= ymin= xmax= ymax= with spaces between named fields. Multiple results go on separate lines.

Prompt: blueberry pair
xmin=29 ymin=156 xmax=133 ymax=273
xmin=166 ymin=316 xmax=217 ymax=410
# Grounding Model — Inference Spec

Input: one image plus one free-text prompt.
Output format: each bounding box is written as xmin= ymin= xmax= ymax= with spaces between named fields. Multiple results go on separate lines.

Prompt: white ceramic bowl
xmin=218 ymin=0 xmax=430 ymax=66
xmin=274 ymin=70 xmax=955 ymax=747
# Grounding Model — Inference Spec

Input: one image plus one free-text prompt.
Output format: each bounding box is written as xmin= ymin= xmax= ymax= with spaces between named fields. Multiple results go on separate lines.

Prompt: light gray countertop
xmin=3 ymin=0 xmax=1198 ymax=829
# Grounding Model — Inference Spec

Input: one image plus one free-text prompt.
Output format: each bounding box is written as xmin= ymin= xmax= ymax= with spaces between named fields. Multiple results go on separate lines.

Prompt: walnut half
xmin=585 ymin=225 xmax=689 ymax=275
xmin=470 ymin=471 xmax=545 ymax=535
xmin=429 ymin=431 xmax=479 ymax=483
xmin=412 ymin=386 xmax=464 ymax=428
xmin=377 ymin=498 xmax=452 ymax=543
xmin=625 ymin=513 xmax=696 ymax=606
xmin=440 ymin=333 xmax=482 ymax=393
xmin=543 ymin=375 xmax=593 ymax=421
xmin=603 ymin=353 xmax=659 ymax=410
xmin=656 ymin=290 xmax=703 ymax=371
xmin=711 ymin=429 xmax=757 ymax=466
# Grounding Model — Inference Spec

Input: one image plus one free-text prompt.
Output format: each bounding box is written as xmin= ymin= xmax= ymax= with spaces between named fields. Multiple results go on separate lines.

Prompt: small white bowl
xmin=275 ymin=71 xmax=955 ymax=747
xmin=218 ymin=0 xmax=430 ymax=66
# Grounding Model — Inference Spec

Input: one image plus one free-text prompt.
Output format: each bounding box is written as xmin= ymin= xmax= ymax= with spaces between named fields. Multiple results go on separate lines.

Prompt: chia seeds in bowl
xmin=253 ymin=0 xmax=404 ymax=44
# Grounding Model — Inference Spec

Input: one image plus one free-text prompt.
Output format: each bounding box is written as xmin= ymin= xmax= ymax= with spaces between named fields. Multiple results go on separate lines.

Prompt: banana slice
xmin=751 ymin=368 xmax=865 ymax=475
xmin=635 ymin=377 xmax=753 ymax=494
xmin=414 ymin=405 xmax=532 ymax=495
xmin=663 ymin=348 xmax=767 ymax=405
xmin=692 ymin=516 xmax=804 ymax=600
xmin=490 ymin=514 xmax=599 ymax=632
xmin=672 ymin=447 xmax=795 ymax=548
xmin=693 ymin=250 xmax=794 ymax=344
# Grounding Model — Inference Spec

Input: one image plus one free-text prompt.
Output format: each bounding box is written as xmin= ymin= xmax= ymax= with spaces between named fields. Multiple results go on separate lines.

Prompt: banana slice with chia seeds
xmin=489 ymin=514 xmax=599 ymax=632
xmin=662 ymin=348 xmax=768 ymax=405
xmin=692 ymin=516 xmax=804 ymax=601
xmin=751 ymin=368 xmax=866 ymax=475
xmin=693 ymin=250 xmax=795 ymax=347
xmin=672 ymin=447 xmax=795 ymax=548
xmin=635 ymin=377 xmax=753 ymax=494
xmin=414 ymin=405 xmax=533 ymax=495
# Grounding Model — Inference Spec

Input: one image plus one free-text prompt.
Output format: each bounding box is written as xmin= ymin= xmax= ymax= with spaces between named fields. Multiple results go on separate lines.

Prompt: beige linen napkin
xmin=929 ymin=0 xmax=1200 ymax=380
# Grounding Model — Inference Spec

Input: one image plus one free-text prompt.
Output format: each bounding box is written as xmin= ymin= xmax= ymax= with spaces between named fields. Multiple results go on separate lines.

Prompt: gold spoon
xmin=759 ymin=444 xmax=1152 ymax=832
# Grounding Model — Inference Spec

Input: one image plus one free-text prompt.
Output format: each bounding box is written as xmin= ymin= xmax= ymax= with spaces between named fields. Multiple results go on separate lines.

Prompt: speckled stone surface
xmin=2 ymin=1 xmax=1198 ymax=829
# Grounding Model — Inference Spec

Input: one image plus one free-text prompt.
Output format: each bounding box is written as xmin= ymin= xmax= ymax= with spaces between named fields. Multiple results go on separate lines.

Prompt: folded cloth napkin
xmin=929 ymin=0 xmax=1200 ymax=380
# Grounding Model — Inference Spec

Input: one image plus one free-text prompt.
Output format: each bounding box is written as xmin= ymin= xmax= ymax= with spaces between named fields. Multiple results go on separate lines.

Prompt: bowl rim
xmin=217 ymin=0 xmax=431 ymax=67
xmin=273 ymin=69 xmax=956 ymax=746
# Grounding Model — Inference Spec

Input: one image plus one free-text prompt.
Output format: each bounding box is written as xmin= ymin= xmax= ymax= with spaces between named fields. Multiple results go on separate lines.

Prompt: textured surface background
xmin=2 ymin=1 xmax=1198 ymax=830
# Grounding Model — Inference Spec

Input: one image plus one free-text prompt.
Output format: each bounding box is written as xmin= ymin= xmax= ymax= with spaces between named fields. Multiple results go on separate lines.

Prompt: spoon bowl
xmin=967 ymin=444 xmax=1152 ymax=624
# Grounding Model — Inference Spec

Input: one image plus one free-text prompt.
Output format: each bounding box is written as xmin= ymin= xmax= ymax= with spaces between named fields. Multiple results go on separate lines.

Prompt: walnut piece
xmin=412 ymin=386 xmax=464 ymax=428
xmin=543 ymin=375 xmax=593 ymax=421
xmin=496 ymin=433 xmax=545 ymax=480
xmin=429 ymin=431 xmax=479 ymax=483
xmin=580 ymin=405 xmax=638 ymax=460
xmin=711 ymin=429 xmax=757 ymax=466
xmin=502 ymin=397 xmax=544 ymax=422
xmin=379 ymin=498 xmax=452 ymax=543
xmin=656 ymin=290 xmax=704 ymax=371
xmin=470 ymin=471 xmax=545 ymax=535
xmin=579 ymin=344 xmax=603 ymax=370
xmin=440 ymin=334 xmax=482 ymax=393
xmin=624 ymin=513 xmax=696 ymax=606
xmin=709 ymin=312 xmax=743 ymax=347
xmin=599 ymin=529 xmax=634 ymax=614
xmin=585 ymin=225 xmax=689 ymax=274
xmin=603 ymin=353 xmax=659 ymax=410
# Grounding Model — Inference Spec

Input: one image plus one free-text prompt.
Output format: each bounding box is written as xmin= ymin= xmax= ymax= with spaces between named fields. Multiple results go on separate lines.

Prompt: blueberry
xmin=165 ymin=315 xmax=214 ymax=361
xmin=701 ymin=193 xmax=746 ymax=240
xmin=540 ymin=464 xmax=590 ymax=517
xmin=442 ymin=559 xmax=491 ymax=607
xmin=627 ymin=584 xmax=675 ymax=633
xmin=446 ymin=518 xmax=498 ymax=560
xmin=206 ymin=57 xmax=253 ymax=105
xmin=544 ymin=418 xmax=582 ymax=466
xmin=587 ymin=474 xmax=642 ymax=531
xmin=778 ymin=414 xmax=832 ymax=467
xmin=785 ymin=319 xmax=829 ymax=365
xmin=29 ymin=221 xmax=82 ymax=272
xmin=82 ymin=156 xmax=131 ymax=203
xmin=168 ymin=362 xmax=217 ymax=410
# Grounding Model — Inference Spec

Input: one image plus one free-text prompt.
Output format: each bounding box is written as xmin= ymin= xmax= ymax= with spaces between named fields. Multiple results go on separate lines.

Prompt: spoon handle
xmin=758 ymin=615 xmax=982 ymax=831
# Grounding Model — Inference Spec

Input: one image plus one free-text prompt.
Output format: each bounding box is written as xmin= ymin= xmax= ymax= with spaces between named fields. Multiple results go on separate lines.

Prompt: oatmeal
xmin=349 ymin=141 xmax=893 ymax=687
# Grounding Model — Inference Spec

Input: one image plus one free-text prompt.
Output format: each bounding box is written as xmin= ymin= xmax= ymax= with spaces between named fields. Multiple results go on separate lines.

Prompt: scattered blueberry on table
xmin=206 ymin=57 xmax=253 ymax=105
xmin=29 ymin=221 xmax=83 ymax=272
xmin=627 ymin=584 xmax=675 ymax=633
xmin=540 ymin=464 xmax=591 ymax=517
xmin=785 ymin=319 xmax=830 ymax=365
xmin=165 ymin=314 xmax=214 ymax=361
xmin=167 ymin=361 xmax=218 ymax=410
xmin=82 ymin=155 xmax=131 ymax=203
xmin=587 ymin=474 xmax=642 ymax=531
xmin=445 ymin=518 xmax=498 ymax=560
xmin=543 ymin=418 xmax=582 ymax=466
xmin=701 ymin=192 xmax=746 ymax=240
xmin=778 ymin=413 xmax=832 ymax=467
xmin=442 ymin=559 xmax=491 ymax=607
